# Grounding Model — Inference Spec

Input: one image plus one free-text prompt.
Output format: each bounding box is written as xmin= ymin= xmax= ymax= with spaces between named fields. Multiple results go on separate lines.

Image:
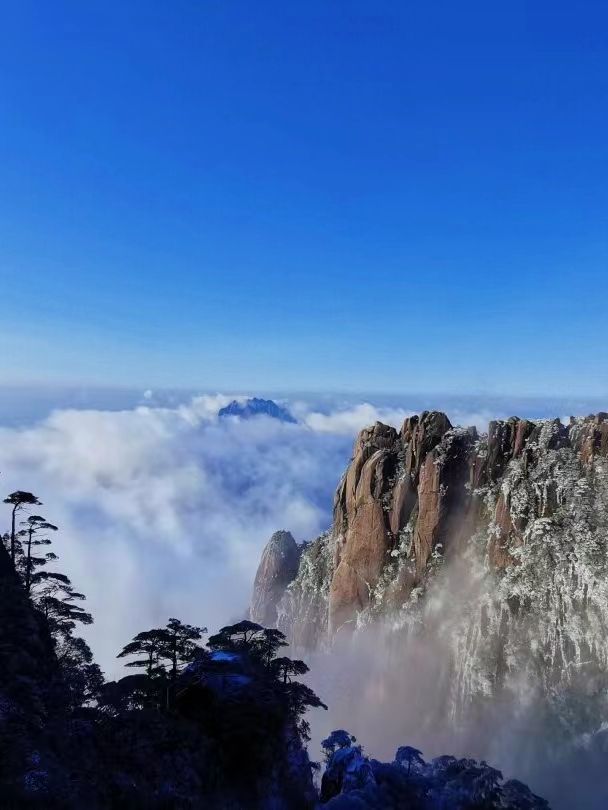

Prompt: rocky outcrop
xmin=328 ymin=413 xmax=462 ymax=632
xmin=329 ymin=414 xmax=484 ymax=633
xmin=252 ymin=410 xmax=608 ymax=650
xmin=570 ymin=411 xmax=608 ymax=464
xmin=250 ymin=530 xmax=301 ymax=626
xmin=276 ymin=532 xmax=333 ymax=649
xmin=320 ymin=740 xmax=549 ymax=809
xmin=247 ymin=410 xmax=608 ymax=809
xmin=330 ymin=425 xmax=399 ymax=633
xmin=413 ymin=426 xmax=479 ymax=574
xmin=219 ymin=397 xmax=297 ymax=424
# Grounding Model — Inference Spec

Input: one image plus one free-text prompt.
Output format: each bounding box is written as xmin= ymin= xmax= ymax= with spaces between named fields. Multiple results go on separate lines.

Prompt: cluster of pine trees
xmin=2 ymin=489 xmax=324 ymax=725
xmin=2 ymin=490 xmax=102 ymax=711
xmin=0 ymin=483 xmax=550 ymax=809
xmin=0 ymin=484 xmax=325 ymax=808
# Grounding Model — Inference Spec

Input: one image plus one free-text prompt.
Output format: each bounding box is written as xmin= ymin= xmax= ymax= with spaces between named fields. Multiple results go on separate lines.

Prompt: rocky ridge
xmin=218 ymin=397 xmax=297 ymax=423
xmin=251 ymin=410 xmax=608 ymax=720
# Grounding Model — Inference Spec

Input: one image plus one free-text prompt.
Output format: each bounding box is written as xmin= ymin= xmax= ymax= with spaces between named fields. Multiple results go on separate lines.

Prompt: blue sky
xmin=1 ymin=1 xmax=607 ymax=396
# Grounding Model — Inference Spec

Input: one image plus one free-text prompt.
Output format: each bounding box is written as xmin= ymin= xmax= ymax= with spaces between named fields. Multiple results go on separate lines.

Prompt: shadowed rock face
xmin=571 ymin=411 xmax=608 ymax=464
xmin=218 ymin=397 xmax=297 ymax=424
xmin=251 ymin=410 xmax=608 ymax=647
xmin=331 ymin=425 xmax=399 ymax=633
xmin=248 ymin=410 xmax=608 ymax=807
xmin=250 ymin=530 xmax=301 ymax=626
xmin=329 ymin=413 xmax=479 ymax=632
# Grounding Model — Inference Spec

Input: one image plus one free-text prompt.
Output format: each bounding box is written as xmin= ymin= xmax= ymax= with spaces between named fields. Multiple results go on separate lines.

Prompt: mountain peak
xmin=250 ymin=530 xmax=301 ymax=626
xmin=252 ymin=408 xmax=608 ymax=649
xmin=218 ymin=397 xmax=297 ymax=423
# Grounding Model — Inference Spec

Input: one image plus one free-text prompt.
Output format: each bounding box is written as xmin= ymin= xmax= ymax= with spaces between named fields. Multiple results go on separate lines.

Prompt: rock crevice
xmin=251 ymin=410 xmax=608 ymax=650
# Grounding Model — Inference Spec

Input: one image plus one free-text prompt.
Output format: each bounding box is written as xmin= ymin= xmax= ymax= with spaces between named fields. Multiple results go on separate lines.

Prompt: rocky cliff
xmin=252 ymin=411 xmax=608 ymax=725
xmin=250 ymin=530 xmax=301 ymax=626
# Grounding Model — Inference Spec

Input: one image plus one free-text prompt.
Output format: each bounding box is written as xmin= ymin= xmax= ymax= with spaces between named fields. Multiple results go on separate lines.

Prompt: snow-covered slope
xmin=252 ymin=412 xmax=608 ymax=760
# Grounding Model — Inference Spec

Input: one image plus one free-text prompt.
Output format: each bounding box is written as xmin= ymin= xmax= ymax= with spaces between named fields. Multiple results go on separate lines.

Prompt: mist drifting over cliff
xmin=3 ymin=388 xmax=608 ymax=806
xmin=249 ymin=407 xmax=608 ymax=809
xmin=304 ymin=562 xmax=608 ymax=810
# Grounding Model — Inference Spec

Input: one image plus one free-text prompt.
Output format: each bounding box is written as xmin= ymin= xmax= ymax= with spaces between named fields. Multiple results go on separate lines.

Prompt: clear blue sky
xmin=0 ymin=1 xmax=607 ymax=396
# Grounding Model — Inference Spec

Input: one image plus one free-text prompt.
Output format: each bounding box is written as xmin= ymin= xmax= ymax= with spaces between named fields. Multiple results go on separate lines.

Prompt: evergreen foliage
xmin=0 ymin=476 xmax=551 ymax=808
xmin=3 ymin=491 xmax=42 ymax=564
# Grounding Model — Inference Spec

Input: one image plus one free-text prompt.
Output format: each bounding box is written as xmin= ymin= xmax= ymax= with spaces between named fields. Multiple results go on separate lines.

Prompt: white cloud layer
xmin=0 ymin=396 xmax=352 ymax=674
xmin=301 ymin=402 xmax=414 ymax=434
xmin=1 ymin=391 xmax=598 ymax=676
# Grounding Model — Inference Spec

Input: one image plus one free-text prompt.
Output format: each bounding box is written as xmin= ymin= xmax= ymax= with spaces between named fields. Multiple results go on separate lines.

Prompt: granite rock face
xmin=252 ymin=410 xmax=608 ymax=655
xmin=250 ymin=530 xmax=301 ymax=626
xmin=330 ymin=423 xmax=399 ymax=632
xmin=249 ymin=410 xmax=608 ymax=805
xmin=329 ymin=413 xmax=482 ymax=632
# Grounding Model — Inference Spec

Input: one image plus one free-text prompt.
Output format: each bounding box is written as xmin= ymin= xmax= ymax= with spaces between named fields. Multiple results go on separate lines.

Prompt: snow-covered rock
xmin=254 ymin=412 xmax=608 ymax=758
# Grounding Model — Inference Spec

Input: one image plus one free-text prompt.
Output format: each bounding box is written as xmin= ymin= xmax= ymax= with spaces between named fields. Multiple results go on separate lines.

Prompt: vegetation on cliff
xmin=0 ymin=466 xmax=550 ymax=808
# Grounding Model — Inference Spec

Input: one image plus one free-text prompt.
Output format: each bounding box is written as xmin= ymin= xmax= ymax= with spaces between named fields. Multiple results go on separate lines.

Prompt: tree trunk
xmin=171 ymin=633 xmax=178 ymax=682
xmin=25 ymin=530 xmax=33 ymax=594
xmin=10 ymin=505 xmax=16 ymax=564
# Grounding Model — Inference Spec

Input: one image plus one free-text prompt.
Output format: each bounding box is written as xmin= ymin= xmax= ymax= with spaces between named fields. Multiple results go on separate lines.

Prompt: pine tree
xmin=9 ymin=513 xmax=96 ymax=638
xmin=207 ymin=619 xmax=265 ymax=653
xmin=3 ymin=491 xmax=41 ymax=565
xmin=117 ymin=619 xmax=205 ymax=709
xmin=55 ymin=634 xmax=104 ymax=708
xmin=163 ymin=618 xmax=206 ymax=683
xmin=117 ymin=628 xmax=168 ymax=680
xmin=271 ymin=656 xmax=309 ymax=684
xmin=35 ymin=574 xmax=93 ymax=636
xmin=19 ymin=514 xmax=58 ymax=594
xmin=256 ymin=628 xmax=289 ymax=665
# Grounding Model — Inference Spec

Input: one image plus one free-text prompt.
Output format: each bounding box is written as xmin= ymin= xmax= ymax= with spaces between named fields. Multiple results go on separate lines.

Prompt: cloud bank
xmin=0 ymin=391 xmax=603 ymax=677
xmin=1 ymin=395 xmax=402 ymax=674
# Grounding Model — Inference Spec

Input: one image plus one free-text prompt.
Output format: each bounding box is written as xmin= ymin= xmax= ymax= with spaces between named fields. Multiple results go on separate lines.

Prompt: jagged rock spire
xmin=253 ymin=410 xmax=608 ymax=643
xmin=250 ymin=530 xmax=300 ymax=626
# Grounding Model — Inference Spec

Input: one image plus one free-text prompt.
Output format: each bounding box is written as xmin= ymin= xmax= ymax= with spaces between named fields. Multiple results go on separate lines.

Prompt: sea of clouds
xmin=0 ymin=387 xmax=604 ymax=677
xmin=0 ymin=392 xmax=404 ymax=674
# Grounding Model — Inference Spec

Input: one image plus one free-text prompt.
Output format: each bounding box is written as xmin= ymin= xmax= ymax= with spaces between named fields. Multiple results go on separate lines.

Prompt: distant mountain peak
xmin=218 ymin=397 xmax=297 ymax=424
